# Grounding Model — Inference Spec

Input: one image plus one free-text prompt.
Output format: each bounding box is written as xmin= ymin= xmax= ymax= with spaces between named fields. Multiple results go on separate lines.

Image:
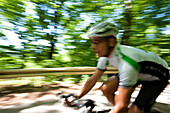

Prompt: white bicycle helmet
xmin=87 ymin=22 xmax=118 ymax=38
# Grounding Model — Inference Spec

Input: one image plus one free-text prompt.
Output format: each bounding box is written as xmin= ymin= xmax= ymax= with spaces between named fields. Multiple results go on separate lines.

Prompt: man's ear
xmin=108 ymin=38 xmax=116 ymax=47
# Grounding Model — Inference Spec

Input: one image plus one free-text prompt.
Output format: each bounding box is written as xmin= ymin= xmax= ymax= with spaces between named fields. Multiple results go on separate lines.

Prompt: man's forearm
xmin=77 ymin=77 xmax=96 ymax=98
xmin=77 ymin=69 xmax=104 ymax=98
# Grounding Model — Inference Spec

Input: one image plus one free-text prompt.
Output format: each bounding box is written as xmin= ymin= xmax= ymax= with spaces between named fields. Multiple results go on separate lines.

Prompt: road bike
xmin=56 ymin=93 xmax=162 ymax=113
xmin=57 ymin=92 xmax=111 ymax=113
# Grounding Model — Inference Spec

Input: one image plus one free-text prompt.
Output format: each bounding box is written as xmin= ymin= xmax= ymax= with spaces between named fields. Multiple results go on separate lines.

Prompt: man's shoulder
xmin=119 ymin=44 xmax=137 ymax=50
xmin=118 ymin=44 xmax=140 ymax=55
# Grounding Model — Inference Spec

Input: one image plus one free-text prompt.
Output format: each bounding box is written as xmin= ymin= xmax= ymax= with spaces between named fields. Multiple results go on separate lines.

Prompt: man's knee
xmin=99 ymin=76 xmax=119 ymax=97
xmin=100 ymin=84 xmax=110 ymax=96
xmin=100 ymin=83 xmax=117 ymax=97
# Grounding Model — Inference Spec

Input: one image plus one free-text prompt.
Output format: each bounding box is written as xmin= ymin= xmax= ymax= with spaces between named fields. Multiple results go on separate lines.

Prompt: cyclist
xmin=69 ymin=22 xmax=169 ymax=113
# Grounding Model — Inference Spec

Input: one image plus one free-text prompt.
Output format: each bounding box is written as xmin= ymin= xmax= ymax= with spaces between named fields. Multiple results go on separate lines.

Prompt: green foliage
xmin=0 ymin=0 xmax=169 ymax=71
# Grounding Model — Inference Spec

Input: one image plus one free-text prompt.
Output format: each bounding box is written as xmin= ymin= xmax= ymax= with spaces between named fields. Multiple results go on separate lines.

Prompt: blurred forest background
xmin=0 ymin=0 xmax=169 ymax=70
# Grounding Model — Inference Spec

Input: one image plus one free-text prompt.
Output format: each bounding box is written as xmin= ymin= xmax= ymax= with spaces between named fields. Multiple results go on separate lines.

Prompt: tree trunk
xmin=122 ymin=0 xmax=132 ymax=45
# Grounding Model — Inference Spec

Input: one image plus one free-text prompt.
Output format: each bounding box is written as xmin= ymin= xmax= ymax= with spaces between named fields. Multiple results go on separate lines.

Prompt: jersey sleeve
xmin=118 ymin=60 xmax=139 ymax=88
xmin=97 ymin=57 xmax=109 ymax=71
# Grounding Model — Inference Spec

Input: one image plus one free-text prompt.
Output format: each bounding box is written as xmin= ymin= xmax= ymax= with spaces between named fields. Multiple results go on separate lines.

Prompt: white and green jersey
xmin=97 ymin=44 xmax=169 ymax=88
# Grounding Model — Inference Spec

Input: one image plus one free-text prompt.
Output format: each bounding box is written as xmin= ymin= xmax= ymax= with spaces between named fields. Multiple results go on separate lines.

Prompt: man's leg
xmin=128 ymin=80 xmax=168 ymax=113
xmin=128 ymin=104 xmax=145 ymax=113
xmin=100 ymin=75 xmax=119 ymax=105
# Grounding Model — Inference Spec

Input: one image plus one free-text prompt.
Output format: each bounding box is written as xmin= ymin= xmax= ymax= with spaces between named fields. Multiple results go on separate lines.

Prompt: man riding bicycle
xmin=68 ymin=22 xmax=169 ymax=113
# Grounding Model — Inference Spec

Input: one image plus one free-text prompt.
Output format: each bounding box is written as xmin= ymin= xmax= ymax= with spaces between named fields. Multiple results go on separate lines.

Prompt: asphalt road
xmin=0 ymin=82 xmax=169 ymax=113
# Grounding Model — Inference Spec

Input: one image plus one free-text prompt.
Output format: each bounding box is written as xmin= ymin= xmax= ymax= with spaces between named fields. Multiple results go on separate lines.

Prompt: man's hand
xmin=64 ymin=95 xmax=79 ymax=107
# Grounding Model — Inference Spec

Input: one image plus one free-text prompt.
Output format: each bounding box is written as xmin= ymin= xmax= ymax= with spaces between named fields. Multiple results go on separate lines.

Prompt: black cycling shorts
xmin=114 ymin=68 xmax=169 ymax=113
xmin=133 ymin=69 xmax=169 ymax=112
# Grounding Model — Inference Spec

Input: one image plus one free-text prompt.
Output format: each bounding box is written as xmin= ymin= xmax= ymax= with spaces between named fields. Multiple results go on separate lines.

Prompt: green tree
xmin=0 ymin=0 xmax=169 ymax=70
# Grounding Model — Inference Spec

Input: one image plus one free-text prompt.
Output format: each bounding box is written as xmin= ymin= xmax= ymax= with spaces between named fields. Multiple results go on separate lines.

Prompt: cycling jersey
xmin=97 ymin=44 xmax=169 ymax=88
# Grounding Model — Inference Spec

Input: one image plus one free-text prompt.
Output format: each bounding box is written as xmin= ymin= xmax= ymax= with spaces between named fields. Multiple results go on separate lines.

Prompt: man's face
xmin=90 ymin=37 xmax=109 ymax=57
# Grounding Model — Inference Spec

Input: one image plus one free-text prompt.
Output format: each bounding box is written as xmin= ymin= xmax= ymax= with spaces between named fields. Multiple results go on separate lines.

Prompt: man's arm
xmin=109 ymin=87 xmax=135 ymax=113
xmin=77 ymin=69 xmax=104 ymax=98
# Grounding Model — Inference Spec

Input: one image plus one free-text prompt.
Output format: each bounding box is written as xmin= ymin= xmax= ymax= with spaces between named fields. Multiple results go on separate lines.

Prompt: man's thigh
xmin=133 ymin=81 xmax=168 ymax=112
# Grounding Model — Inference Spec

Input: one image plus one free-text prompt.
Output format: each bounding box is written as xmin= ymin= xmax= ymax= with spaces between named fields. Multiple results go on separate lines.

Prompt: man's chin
xmin=94 ymin=52 xmax=105 ymax=57
xmin=96 ymin=53 xmax=105 ymax=57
